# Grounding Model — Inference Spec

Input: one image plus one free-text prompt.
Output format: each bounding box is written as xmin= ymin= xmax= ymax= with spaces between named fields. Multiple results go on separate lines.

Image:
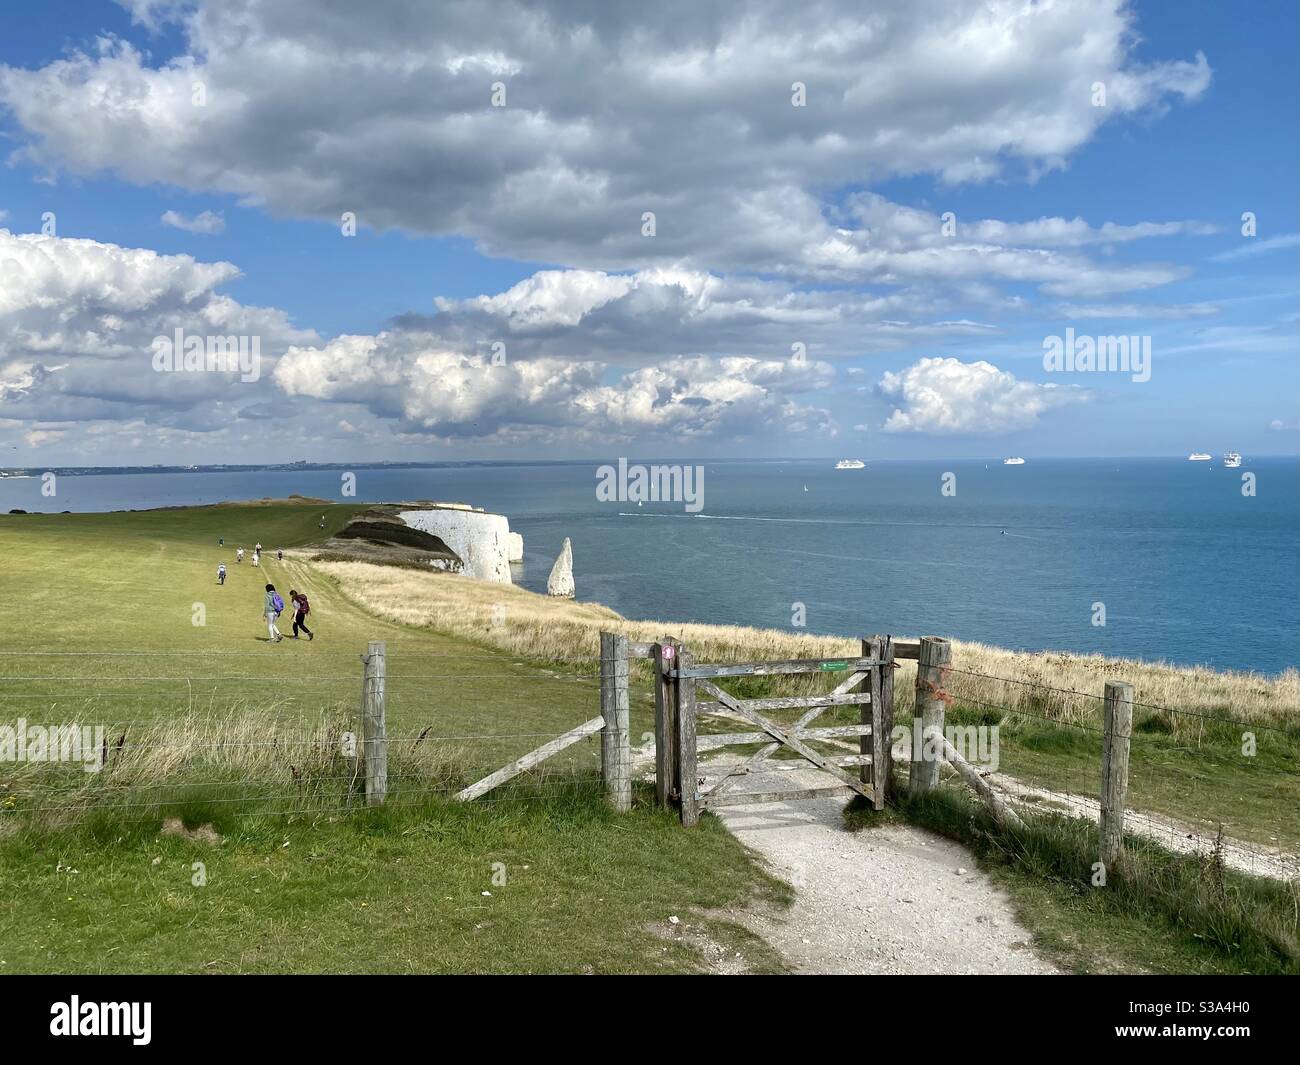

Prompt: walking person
xmin=237 ymin=547 xmax=245 ymax=564
xmin=288 ymin=589 xmax=314 ymax=640
xmin=217 ymin=562 xmax=227 ymax=585
xmin=263 ymin=583 xmax=285 ymax=642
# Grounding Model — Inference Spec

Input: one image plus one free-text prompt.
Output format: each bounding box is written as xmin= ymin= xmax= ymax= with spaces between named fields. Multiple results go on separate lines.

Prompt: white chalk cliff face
xmin=507 ymin=532 xmax=524 ymax=563
xmin=399 ymin=507 xmax=513 ymax=584
xmin=547 ymin=537 xmax=574 ymax=597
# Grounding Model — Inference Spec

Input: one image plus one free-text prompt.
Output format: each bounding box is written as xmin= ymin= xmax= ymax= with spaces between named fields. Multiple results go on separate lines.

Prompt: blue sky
xmin=0 ymin=0 xmax=1295 ymax=465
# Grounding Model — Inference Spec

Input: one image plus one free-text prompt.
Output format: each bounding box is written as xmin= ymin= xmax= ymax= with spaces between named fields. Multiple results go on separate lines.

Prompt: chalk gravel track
xmin=635 ymin=741 xmax=1059 ymax=975
xmin=710 ymin=788 xmax=1060 ymax=975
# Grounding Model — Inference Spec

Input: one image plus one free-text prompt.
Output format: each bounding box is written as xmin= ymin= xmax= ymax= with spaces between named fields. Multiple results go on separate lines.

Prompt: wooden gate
xmin=648 ymin=636 xmax=898 ymax=826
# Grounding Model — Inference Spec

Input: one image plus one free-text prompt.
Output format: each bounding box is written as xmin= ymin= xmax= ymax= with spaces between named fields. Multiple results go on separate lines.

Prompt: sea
xmin=2 ymin=457 xmax=1296 ymax=675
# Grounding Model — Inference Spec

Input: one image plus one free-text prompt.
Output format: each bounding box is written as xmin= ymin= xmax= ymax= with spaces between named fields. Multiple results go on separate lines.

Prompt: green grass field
xmin=0 ymin=502 xmax=777 ymax=973
xmin=0 ymin=502 xmax=650 ymax=772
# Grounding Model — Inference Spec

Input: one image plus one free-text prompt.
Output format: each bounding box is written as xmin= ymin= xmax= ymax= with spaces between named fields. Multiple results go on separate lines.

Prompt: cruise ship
xmin=834 ymin=459 xmax=866 ymax=469
xmin=1223 ymin=451 xmax=1242 ymax=468
xmin=1188 ymin=453 xmax=1211 ymax=461
xmin=1002 ymin=456 xmax=1025 ymax=465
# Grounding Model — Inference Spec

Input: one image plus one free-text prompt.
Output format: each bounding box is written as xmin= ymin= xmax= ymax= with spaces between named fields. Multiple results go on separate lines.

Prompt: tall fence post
xmin=653 ymin=639 xmax=679 ymax=810
xmin=865 ymin=635 xmax=895 ymax=809
xmin=361 ymin=640 xmax=387 ymax=806
xmin=676 ymin=645 xmax=700 ymax=827
xmin=1100 ymin=680 xmax=1133 ymax=872
xmin=600 ymin=631 xmax=632 ymax=812
xmin=911 ymin=636 xmax=950 ymax=796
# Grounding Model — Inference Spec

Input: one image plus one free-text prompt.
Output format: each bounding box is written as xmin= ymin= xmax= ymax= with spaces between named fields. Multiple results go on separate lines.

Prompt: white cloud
xmin=161 ymin=209 xmax=226 ymax=234
xmin=1211 ymin=233 xmax=1300 ymax=262
xmin=1058 ymin=302 xmax=1221 ymax=319
xmin=0 ymin=228 xmax=313 ymax=425
xmin=877 ymin=356 xmax=1087 ymax=435
xmin=273 ymin=330 xmax=835 ymax=443
xmin=0 ymin=0 xmax=1211 ymax=276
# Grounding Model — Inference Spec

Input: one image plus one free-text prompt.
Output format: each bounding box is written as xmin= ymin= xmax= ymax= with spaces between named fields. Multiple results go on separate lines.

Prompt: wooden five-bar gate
xmin=625 ymin=635 xmax=901 ymax=826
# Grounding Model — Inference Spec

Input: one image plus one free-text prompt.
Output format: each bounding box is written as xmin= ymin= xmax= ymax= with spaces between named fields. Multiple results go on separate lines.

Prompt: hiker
xmin=263 ymin=584 xmax=285 ymax=642
xmin=255 ymin=542 xmax=263 ymax=556
xmin=289 ymin=589 xmax=314 ymax=640
xmin=319 ymin=515 xmax=326 ymax=529
xmin=217 ymin=562 xmax=227 ymax=585
xmin=236 ymin=548 xmax=245 ymax=563
xmin=219 ymin=537 xmax=224 ymax=546
xmin=276 ymin=549 xmax=283 ymax=562
xmin=251 ymin=551 xmax=260 ymax=567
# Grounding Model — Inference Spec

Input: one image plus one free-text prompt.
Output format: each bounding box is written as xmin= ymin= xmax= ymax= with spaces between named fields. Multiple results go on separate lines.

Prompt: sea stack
xmin=547 ymin=537 xmax=575 ymax=597
xmin=507 ymin=531 xmax=524 ymax=563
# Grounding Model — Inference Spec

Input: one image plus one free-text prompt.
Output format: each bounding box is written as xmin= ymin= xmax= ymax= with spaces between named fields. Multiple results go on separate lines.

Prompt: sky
xmin=0 ymin=0 xmax=1296 ymax=466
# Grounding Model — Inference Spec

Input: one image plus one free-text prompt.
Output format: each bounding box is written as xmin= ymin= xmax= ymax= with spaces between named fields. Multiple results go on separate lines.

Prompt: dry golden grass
xmin=310 ymin=559 xmax=1299 ymax=736
xmin=0 ymin=706 xmax=468 ymax=822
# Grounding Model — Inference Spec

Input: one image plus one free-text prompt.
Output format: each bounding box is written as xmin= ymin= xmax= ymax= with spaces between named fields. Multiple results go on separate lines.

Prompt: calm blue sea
xmin=3 ymin=458 xmax=1297 ymax=674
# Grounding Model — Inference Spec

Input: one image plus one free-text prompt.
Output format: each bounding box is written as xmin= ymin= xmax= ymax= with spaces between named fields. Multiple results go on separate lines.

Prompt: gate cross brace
xmin=696 ymin=679 xmax=872 ymax=802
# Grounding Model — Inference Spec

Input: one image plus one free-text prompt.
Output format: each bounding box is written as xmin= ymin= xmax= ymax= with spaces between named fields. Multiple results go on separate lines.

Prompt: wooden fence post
xmin=600 ymin=631 xmax=632 ymax=812
xmin=676 ymin=645 xmax=700 ymax=827
xmin=910 ymin=636 xmax=950 ymax=796
xmin=864 ymin=635 xmax=895 ymax=809
xmin=1100 ymin=680 xmax=1133 ymax=871
xmin=361 ymin=640 xmax=387 ymax=806
xmin=653 ymin=639 xmax=679 ymax=809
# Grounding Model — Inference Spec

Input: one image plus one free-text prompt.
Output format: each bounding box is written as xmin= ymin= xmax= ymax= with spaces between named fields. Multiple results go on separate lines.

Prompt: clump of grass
xmin=861 ymin=788 xmax=1300 ymax=974
xmin=0 ymin=706 xmax=468 ymax=828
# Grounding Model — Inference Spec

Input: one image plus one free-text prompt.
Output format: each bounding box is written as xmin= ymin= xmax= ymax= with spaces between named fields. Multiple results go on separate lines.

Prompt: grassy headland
xmin=1 ymin=500 xmax=1296 ymax=975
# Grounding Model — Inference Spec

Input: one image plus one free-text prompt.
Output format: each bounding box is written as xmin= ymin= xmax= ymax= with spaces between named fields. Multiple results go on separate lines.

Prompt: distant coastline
xmin=3 ymin=454 xmax=1296 ymax=479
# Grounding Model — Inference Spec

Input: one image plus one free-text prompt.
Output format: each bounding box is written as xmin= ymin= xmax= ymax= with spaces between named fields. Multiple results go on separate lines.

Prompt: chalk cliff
xmin=399 ymin=504 xmax=513 ymax=584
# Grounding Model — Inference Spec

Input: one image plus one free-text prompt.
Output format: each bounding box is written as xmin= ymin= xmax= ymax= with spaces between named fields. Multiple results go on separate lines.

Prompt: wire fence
xmin=0 ymin=645 xmax=610 ymax=822
xmin=930 ymin=662 xmax=1300 ymax=882
xmin=3 ymin=641 xmax=1296 ymax=886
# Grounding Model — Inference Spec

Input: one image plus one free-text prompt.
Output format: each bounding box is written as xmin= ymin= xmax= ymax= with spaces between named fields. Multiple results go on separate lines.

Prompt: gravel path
xmin=704 ymin=763 xmax=1060 ymax=974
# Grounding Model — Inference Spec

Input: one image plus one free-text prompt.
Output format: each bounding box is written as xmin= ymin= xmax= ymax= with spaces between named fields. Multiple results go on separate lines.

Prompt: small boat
xmin=803 ymin=485 xmax=809 ymax=492
xmin=1188 ymin=452 xmax=1211 ymax=461
xmin=1223 ymin=451 xmax=1242 ymax=468
xmin=834 ymin=459 xmax=865 ymax=469
xmin=1003 ymin=457 xmax=1025 ymax=465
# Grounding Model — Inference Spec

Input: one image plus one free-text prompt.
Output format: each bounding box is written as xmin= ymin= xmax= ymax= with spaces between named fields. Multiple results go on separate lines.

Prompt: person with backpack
xmin=217 ymin=562 xmax=227 ymax=585
xmin=263 ymin=583 xmax=285 ymax=642
xmin=288 ymin=589 xmax=314 ymax=640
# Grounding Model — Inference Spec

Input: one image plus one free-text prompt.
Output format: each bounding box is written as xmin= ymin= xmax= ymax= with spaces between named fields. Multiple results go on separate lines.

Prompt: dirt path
xmin=679 ymin=753 xmax=1060 ymax=975
xmin=989 ymin=772 xmax=1300 ymax=882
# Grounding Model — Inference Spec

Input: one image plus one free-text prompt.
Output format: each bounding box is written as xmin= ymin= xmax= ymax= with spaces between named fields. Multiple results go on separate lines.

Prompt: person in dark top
xmin=288 ymin=589 xmax=314 ymax=640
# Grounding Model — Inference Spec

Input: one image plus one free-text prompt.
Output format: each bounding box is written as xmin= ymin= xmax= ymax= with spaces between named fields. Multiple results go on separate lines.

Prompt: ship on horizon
xmin=1188 ymin=452 xmax=1211 ymax=461
xmin=834 ymin=459 xmax=866 ymax=469
xmin=1003 ymin=456 xmax=1025 ymax=465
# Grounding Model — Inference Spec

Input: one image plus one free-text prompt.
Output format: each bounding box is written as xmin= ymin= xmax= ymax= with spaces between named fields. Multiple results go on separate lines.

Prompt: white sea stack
xmin=547 ymin=537 xmax=575 ymax=597
xmin=507 ymin=531 xmax=524 ymax=563
xmin=399 ymin=505 xmax=512 ymax=584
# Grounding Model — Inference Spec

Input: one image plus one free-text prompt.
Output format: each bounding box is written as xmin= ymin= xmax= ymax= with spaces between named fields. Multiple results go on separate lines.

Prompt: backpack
xmin=296 ymin=594 xmax=310 ymax=616
xmin=271 ymin=592 xmax=284 ymax=615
